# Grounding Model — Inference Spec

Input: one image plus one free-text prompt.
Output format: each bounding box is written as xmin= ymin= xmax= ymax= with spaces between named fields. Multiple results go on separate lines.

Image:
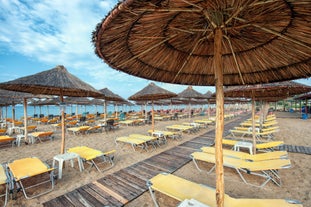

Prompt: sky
xmin=0 ymin=0 xmax=310 ymax=100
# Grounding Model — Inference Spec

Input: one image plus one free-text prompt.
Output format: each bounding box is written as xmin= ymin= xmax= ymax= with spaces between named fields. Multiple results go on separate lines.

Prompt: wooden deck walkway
xmin=43 ymin=114 xmax=310 ymax=206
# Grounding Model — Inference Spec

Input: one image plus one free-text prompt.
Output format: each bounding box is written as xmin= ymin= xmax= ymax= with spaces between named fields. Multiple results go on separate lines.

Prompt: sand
xmin=1 ymin=111 xmax=310 ymax=207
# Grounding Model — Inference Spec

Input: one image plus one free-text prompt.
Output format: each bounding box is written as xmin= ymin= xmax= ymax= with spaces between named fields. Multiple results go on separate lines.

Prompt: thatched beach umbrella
xmin=177 ymin=86 xmax=206 ymax=120
xmin=128 ymin=82 xmax=177 ymax=131
xmin=0 ymin=65 xmax=103 ymax=154
xmin=93 ymin=1 xmax=311 ymax=206
xmin=99 ymin=87 xmax=126 ymax=119
xmin=0 ymin=89 xmax=38 ymax=141
xmin=224 ymin=81 xmax=311 ymax=153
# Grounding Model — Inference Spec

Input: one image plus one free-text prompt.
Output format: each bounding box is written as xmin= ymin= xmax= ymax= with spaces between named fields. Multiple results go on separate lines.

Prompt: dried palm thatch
xmin=223 ymin=81 xmax=311 ymax=100
xmin=177 ymin=86 xmax=205 ymax=99
xmin=128 ymin=82 xmax=177 ymax=101
xmin=204 ymin=90 xmax=213 ymax=99
xmin=294 ymin=92 xmax=311 ymax=100
xmin=99 ymin=87 xmax=126 ymax=102
xmin=65 ymin=97 xmax=93 ymax=105
xmin=93 ymin=0 xmax=311 ymax=86
xmin=129 ymin=82 xmax=177 ymax=131
xmin=0 ymin=65 xmax=102 ymax=98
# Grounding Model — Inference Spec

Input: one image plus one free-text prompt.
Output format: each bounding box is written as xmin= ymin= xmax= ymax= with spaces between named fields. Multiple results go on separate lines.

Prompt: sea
xmin=1 ymin=103 xmax=190 ymax=120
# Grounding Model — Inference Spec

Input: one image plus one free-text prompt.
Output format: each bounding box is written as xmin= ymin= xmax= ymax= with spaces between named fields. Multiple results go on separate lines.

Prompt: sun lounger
xmin=67 ymin=126 xmax=90 ymax=135
xmin=194 ymin=119 xmax=214 ymax=125
xmin=118 ymin=120 xmax=135 ymax=126
xmin=129 ymin=134 xmax=160 ymax=148
xmin=240 ymin=121 xmax=278 ymax=128
xmin=0 ymin=164 xmax=9 ymax=206
xmin=0 ymin=136 xmax=16 ymax=147
xmin=148 ymin=130 xmax=182 ymax=141
xmin=86 ymin=125 xmax=101 ymax=134
xmin=29 ymin=131 xmax=54 ymax=143
xmin=8 ymin=157 xmax=54 ymax=199
xmin=190 ymin=152 xmax=291 ymax=187
xmin=256 ymin=141 xmax=284 ymax=151
xmin=166 ymin=125 xmax=196 ymax=133
xmin=115 ymin=136 xmax=148 ymax=151
xmin=147 ymin=173 xmax=302 ymax=207
xmin=67 ymin=146 xmax=115 ymax=172
xmin=200 ymin=146 xmax=288 ymax=161
xmin=0 ymin=129 xmax=7 ymax=135
xmin=229 ymin=128 xmax=278 ymax=140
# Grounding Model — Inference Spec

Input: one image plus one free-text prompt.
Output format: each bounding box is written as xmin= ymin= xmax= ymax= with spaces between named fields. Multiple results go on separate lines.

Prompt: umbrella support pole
xmin=214 ymin=28 xmax=225 ymax=207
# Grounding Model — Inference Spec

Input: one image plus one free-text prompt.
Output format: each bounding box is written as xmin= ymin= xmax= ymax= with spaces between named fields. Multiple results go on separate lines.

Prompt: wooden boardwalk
xmin=43 ymin=114 xmax=310 ymax=206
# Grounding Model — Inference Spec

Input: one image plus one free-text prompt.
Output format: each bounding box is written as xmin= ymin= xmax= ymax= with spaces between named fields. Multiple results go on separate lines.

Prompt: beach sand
xmin=1 ymin=111 xmax=310 ymax=206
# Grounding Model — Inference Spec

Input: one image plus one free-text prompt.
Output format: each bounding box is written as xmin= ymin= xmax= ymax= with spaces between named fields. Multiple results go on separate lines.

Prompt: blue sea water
xmin=0 ymin=104 xmax=180 ymax=120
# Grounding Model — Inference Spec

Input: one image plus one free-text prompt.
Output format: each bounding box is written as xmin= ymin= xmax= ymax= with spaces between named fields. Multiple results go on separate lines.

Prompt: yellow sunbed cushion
xmin=8 ymin=157 xmax=52 ymax=181
xmin=0 ymin=135 xmax=15 ymax=142
xmin=191 ymin=152 xmax=291 ymax=171
xmin=201 ymin=147 xmax=288 ymax=161
xmin=149 ymin=173 xmax=302 ymax=207
xmin=256 ymin=141 xmax=284 ymax=149
xmin=149 ymin=173 xmax=219 ymax=205
xmin=30 ymin=131 xmax=53 ymax=137
xmin=222 ymin=139 xmax=238 ymax=145
xmin=129 ymin=134 xmax=156 ymax=141
xmin=116 ymin=136 xmax=147 ymax=145
xmin=68 ymin=146 xmax=103 ymax=161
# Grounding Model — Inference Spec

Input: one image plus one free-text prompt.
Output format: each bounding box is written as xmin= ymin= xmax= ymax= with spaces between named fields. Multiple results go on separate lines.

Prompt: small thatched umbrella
xmin=0 ymin=89 xmax=39 ymax=140
xmin=0 ymin=65 xmax=103 ymax=153
xmin=224 ymin=81 xmax=311 ymax=153
xmin=128 ymin=82 xmax=177 ymax=131
xmin=177 ymin=86 xmax=206 ymax=120
xmin=99 ymin=87 xmax=126 ymax=119
xmin=93 ymin=1 xmax=311 ymax=206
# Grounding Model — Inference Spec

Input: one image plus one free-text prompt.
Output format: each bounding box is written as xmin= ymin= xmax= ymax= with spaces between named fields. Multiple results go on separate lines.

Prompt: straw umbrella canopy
xmin=177 ymin=86 xmax=206 ymax=119
xmin=128 ymin=82 xmax=177 ymax=131
xmin=0 ymin=65 xmax=103 ymax=154
xmin=93 ymin=1 xmax=311 ymax=206
xmin=223 ymin=81 xmax=311 ymax=153
xmin=99 ymin=87 xmax=126 ymax=119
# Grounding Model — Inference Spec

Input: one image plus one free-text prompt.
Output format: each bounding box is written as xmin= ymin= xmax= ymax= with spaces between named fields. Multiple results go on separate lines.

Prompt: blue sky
xmin=0 ymin=0 xmax=310 ymax=100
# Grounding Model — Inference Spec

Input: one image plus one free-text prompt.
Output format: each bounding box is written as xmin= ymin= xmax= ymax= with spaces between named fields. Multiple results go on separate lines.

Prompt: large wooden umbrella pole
xmin=214 ymin=27 xmax=225 ymax=207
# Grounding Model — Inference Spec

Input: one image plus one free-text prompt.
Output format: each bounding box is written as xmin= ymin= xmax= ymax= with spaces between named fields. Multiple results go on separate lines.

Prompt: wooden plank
xmin=96 ymin=176 xmax=134 ymax=201
xmin=137 ymin=161 xmax=166 ymax=175
xmin=64 ymin=190 xmax=91 ymax=207
xmin=88 ymin=182 xmax=123 ymax=206
xmin=130 ymin=162 xmax=162 ymax=178
xmin=139 ymin=159 xmax=171 ymax=172
xmin=179 ymin=141 xmax=205 ymax=149
xmin=109 ymin=173 xmax=146 ymax=194
xmin=76 ymin=186 xmax=108 ymax=207
xmin=103 ymin=174 xmax=143 ymax=198
xmin=115 ymin=169 xmax=146 ymax=188
xmin=93 ymin=181 xmax=129 ymax=204
xmin=146 ymin=154 xmax=181 ymax=170
xmin=43 ymin=196 xmax=75 ymax=207
xmin=123 ymin=165 xmax=152 ymax=181
xmin=165 ymin=146 xmax=195 ymax=154
xmin=143 ymin=157 xmax=174 ymax=172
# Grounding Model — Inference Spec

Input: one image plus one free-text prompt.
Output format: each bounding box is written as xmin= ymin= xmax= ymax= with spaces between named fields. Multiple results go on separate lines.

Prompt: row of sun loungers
xmin=191 ymin=147 xmax=290 ymax=188
xmin=0 ymin=145 xmax=116 ymax=206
